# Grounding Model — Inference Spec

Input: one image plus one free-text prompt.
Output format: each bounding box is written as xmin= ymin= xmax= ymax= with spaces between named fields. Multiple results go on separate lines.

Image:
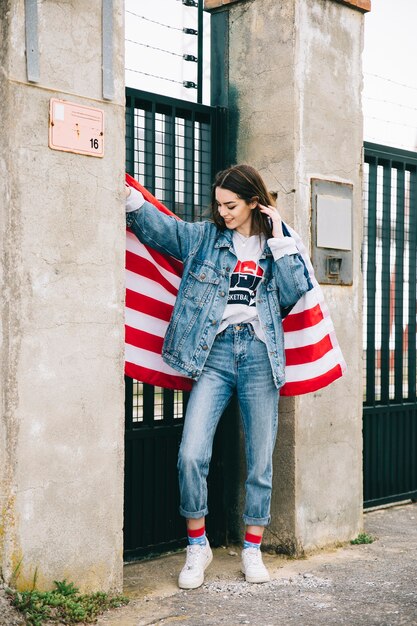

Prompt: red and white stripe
xmin=125 ymin=174 xmax=346 ymax=395
xmin=280 ymin=224 xmax=346 ymax=394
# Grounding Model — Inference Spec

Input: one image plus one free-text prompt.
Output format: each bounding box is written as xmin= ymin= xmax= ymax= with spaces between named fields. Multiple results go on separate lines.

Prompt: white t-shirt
xmin=217 ymin=232 xmax=267 ymax=341
xmin=217 ymin=230 xmax=301 ymax=342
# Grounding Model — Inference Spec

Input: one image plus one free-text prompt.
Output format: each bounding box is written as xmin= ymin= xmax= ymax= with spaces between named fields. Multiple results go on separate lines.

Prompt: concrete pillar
xmin=208 ymin=0 xmax=365 ymax=553
xmin=0 ymin=1 xmax=125 ymax=590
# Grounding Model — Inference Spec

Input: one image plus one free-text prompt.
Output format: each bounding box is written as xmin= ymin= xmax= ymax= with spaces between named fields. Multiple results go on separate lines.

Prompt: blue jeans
xmin=178 ymin=323 xmax=279 ymax=526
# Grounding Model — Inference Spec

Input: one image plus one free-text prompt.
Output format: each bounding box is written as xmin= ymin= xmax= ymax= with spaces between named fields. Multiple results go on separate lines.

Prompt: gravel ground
xmin=2 ymin=502 xmax=416 ymax=626
xmin=0 ymin=583 xmax=25 ymax=626
xmin=98 ymin=502 xmax=417 ymax=626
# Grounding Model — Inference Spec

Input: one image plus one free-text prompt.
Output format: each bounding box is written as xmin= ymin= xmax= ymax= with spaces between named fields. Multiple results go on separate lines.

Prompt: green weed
xmin=350 ymin=532 xmax=375 ymax=545
xmin=7 ymin=578 xmax=129 ymax=625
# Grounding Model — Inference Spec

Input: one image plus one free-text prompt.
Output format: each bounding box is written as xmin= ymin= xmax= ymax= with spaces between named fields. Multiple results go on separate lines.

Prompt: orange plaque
xmin=49 ymin=98 xmax=104 ymax=157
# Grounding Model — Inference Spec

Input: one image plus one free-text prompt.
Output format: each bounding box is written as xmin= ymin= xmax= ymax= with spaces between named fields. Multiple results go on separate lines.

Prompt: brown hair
xmin=211 ymin=164 xmax=274 ymax=238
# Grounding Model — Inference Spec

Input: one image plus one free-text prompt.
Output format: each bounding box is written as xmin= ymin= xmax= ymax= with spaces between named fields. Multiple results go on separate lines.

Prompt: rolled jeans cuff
xmin=179 ymin=505 xmax=209 ymax=519
xmin=243 ymin=514 xmax=270 ymax=527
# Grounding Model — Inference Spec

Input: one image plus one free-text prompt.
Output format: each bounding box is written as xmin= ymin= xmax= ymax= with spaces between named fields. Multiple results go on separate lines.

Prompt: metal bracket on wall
xmin=102 ymin=0 xmax=114 ymax=100
xmin=24 ymin=0 xmax=40 ymax=83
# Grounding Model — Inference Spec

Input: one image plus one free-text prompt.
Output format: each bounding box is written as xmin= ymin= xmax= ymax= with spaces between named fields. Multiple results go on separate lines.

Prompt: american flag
xmin=125 ymin=174 xmax=346 ymax=395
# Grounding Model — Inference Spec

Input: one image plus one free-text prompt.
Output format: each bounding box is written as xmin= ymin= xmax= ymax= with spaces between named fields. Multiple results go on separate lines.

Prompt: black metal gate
xmin=124 ymin=88 xmax=234 ymax=559
xmin=363 ymin=142 xmax=417 ymax=507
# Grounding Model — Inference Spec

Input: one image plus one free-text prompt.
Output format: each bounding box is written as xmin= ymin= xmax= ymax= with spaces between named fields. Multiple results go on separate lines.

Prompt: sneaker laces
xmin=243 ymin=547 xmax=264 ymax=567
xmin=184 ymin=544 xmax=206 ymax=570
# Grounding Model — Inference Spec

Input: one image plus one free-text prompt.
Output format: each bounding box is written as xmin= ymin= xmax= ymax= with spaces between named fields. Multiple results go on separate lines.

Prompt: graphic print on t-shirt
xmin=228 ymin=260 xmax=264 ymax=307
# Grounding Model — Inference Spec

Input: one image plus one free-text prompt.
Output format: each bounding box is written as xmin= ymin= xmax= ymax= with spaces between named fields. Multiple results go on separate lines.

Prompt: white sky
xmin=125 ymin=0 xmax=210 ymax=103
xmin=363 ymin=0 xmax=417 ymax=151
xmin=125 ymin=0 xmax=417 ymax=151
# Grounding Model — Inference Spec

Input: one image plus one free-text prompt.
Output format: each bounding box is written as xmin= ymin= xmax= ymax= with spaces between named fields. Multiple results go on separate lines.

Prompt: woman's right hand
xmin=258 ymin=203 xmax=284 ymax=238
xmin=125 ymin=185 xmax=146 ymax=213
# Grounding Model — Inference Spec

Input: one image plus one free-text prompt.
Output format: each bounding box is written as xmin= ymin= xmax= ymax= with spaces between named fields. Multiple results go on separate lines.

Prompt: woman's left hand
xmin=258 ymin=204 xmax=284 ymax=238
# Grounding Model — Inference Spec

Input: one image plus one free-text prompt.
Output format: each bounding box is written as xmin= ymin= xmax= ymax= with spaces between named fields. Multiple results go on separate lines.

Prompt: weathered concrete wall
xmin=211 ymin=0 xmax=364 ymax=552
xmin=293 ymin=0 xmax=364 ymax=550
xmin=0 ymin=0 xmax=126 ymax=591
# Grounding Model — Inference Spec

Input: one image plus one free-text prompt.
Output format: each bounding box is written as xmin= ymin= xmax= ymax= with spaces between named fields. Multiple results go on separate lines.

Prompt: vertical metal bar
xmin=366 ymin=159 xmax=377 ymax=406
xmin=369 ymin=411 xmax=377 ymax=502
xmin=163 ymin=389 xmax=174 ymax=423
xmin=370 ymin=411 xmax=377 ymax=501
xmin=408 ymin=168 xmax=417 ymax=401
xmin=125 ymin=95 xmax=135 ymax=176
xmin=394 ymin=167 xmax=405 ymax=402
xmin=24 ymin=0 xmax=40 ymax=83
xmin=123 ymin=438 xmax=132 ymax=550
xmin=377 ymin=409 xmax=385 ymax=499
xmin=164 ymin=111 xmax=175 ymax=211
xmin=102 ymin=0 xmax=114 ymax=100
xmin=380 ymin=409 xmax=386 ymax=499
xmin=143 ymin=384 xmax=154 ymax=426
xmin=390 ymin=406 xmax=397 ymax=497
xmin=403 ymin=408 xmax=410 ymax=494
xmin=184 ymin=113 xmax=195 ymax=221
xmin=199 ymin=120 xmax=211 ymax=220
xmin=144 ymin=103 xmax=156 ymax=195
xmin=397 ymin=407 xmax=405 ymax=496
xmin=132 ymin=437 xmax=144 ymax=550
xmin=170 ymin=107 xmax=177 ymax=212
xmin=124 ymin=376 xmax=133 ymax=431
xmin=386 ymin=409 xmax=393 ymax=498
xmin=212 ymin=106 xmax=228 ymax=177
xmin=371 ymin=412 xmax=377 ymax=502
xmin=380 ymin=163 xmax=392 ymax=404
xmin=406 ymin=409 xmax=413 ymax=493
xmin=195 ymin=120 xmax=201 ymax=220
xmin=197 ymin=0 xmax=204 ymax=103
xmin=210 ymin=11 xmax=229 ymax=108
xmin=362 ymin=409 xmax=367 ymax=502
xmin=183 ymin=391 xmax=190 ymax=417
xmin=142 ymin=438 xmax=154 ymax=547
xmin=410 ymin=407 xmax=417 ymax=497
xmin=153 ymin=437 xmax=165 ymax=544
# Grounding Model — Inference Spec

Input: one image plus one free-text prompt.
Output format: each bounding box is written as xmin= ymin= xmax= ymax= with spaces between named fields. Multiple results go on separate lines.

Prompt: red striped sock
xmin=244 ymin=532 xmax=262 ymax=549
xmin=188 ymin=526 xmax=205 ymax=538
xmin=188 ymin=526 xmax=206 ymax=545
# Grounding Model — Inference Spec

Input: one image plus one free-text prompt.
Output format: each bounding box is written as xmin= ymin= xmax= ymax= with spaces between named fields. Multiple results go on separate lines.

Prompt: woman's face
xmin=215 ymin=187 xmax=257 ymax=236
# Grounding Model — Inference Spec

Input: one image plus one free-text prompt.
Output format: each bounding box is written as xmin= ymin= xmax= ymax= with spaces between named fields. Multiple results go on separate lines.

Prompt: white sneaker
xmin=178 ymin=540 xmax=213 ymax=589
xmin=241 ymin=547 xmax=270 ymax=583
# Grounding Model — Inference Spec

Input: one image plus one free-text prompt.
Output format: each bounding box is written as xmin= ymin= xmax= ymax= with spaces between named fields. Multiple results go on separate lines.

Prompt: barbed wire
xmin=126 ymin=38 xmax=183 ymax=58
xmin=365 ymin=115 xmax=417 ymax=131
xmin=365 ymin=72 xmax=417 ymax=93
xmin=364 ymin=96 xmax=417 ymax=114
xmin=125 ymin=67 xmax=197 ymax=89
xmin=125 ymin=67 xmax=184 ymax=85
xmin=126 ymin=10 xmax=184 ymax=32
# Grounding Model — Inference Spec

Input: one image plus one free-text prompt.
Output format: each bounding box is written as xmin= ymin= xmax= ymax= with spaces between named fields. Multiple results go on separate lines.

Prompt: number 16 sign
xmin=49 ymin=98 xmax=104 ymax=157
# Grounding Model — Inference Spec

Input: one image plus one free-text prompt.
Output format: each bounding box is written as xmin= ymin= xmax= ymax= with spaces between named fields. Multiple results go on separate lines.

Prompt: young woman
xmin=125 ymin=165 xmax=310 ymax=589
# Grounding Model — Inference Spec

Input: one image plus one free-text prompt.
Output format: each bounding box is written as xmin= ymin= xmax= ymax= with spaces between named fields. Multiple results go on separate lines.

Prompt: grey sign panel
xmin=25 ymin=0 xmax=40 ymax=83
xmin=311 ymin=179 xmax=354 ymax=286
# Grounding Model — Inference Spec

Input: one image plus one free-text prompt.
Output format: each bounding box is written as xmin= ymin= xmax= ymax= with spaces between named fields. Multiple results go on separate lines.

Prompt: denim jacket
xmin=126 ymin=201 xmax=311 ymax=389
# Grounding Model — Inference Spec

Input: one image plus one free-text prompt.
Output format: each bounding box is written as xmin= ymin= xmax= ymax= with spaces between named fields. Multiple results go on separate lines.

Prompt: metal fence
xmin=124 ymin=88 xmax=229 ymax=559
xmin=363 ymin=142 xmax=417 ymax=507
xmin=125 ymin=89 xmax=227 ymax=221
